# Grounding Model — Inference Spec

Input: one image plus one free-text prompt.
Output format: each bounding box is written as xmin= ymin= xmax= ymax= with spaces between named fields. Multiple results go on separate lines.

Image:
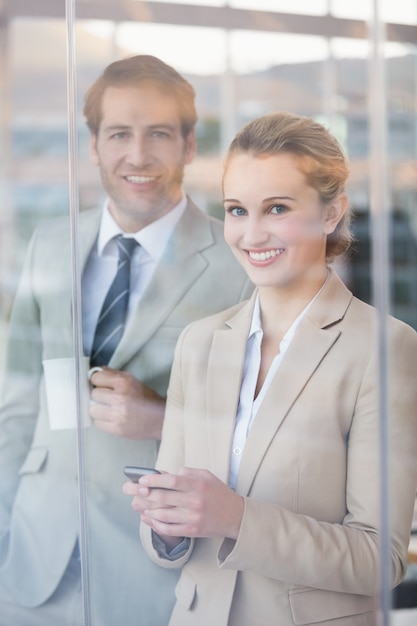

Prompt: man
xmin=0 ymin=55 xmax=252 ymax=626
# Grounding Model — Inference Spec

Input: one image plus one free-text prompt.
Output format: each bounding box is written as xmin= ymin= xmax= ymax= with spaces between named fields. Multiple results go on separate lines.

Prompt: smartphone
xmin=123 ymin=465 xmax=161 ymax=483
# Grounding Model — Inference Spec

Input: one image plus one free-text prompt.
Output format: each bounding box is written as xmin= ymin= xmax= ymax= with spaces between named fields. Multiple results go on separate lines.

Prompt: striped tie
xmin=90 ymin=236 xmax=138 ymax=367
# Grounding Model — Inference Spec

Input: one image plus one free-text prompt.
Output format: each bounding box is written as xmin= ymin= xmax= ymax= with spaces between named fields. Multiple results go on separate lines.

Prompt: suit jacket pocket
xmin=289 ymin=587 xmax=377 ymax=625
xmin=175 ymin=570 xmax=197 ymax=610
xmin=18 ymin=447 xmax=48 ymax=475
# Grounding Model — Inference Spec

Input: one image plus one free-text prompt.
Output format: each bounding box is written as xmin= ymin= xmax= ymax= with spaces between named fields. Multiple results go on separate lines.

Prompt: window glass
xmin=0 ymin=3 xmax=416 ymax=625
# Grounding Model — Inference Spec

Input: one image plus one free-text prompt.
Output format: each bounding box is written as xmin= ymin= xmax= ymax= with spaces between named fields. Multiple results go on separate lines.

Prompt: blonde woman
xmin=124 ymin=112 xmax=417 ymax=626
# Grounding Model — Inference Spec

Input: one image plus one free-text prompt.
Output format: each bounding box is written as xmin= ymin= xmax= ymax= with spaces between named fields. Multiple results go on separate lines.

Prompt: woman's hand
xmin=123 ymin=467 xmax=244 ymax=541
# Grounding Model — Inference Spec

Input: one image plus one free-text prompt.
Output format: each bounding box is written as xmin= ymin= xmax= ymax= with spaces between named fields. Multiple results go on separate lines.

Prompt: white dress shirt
xmin=228 ymin=278 xmax=328 ymax=490
xmin=81 ymin=196 xmax=187 ymax=356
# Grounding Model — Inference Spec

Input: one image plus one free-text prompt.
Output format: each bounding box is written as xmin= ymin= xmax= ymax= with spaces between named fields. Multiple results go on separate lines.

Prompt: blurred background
xmin=1 ymin=0 xmax=416 ymax=334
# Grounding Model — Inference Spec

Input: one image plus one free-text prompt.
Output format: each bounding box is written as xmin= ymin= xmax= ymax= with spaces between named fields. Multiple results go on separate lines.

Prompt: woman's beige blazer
xmin=141 ymin=269 xmax=417 ymax=626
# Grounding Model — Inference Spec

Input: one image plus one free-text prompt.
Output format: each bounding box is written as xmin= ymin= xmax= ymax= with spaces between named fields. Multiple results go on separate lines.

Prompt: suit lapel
xmin=204 ymin=270 xmax=353 ymax=495
xmin=206 ymin=297 xmax=255 ymax=481
xmin=58 ymin=208 xmax=102 ymax=355
xmin=78 ymin=208 xmax=102 ymax=269
xmin=236 ymin=316 xmax=341 ymax=495
xmin=111 ymin=200 xmax=217 ymax=368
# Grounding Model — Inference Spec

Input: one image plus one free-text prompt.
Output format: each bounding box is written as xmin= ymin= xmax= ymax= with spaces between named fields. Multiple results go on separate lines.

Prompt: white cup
xmin=43 ymin=356 xmax=92 ymax=430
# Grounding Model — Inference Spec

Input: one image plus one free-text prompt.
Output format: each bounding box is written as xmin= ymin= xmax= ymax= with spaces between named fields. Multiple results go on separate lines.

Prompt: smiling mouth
xmin=125 ymin=175 xmax=156 ymax=184
xmin=248 ymin=249 xmax=284 ymax=261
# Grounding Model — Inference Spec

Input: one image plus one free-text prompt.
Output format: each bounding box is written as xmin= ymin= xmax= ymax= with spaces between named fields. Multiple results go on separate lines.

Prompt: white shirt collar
xmin=97 ymin=195 xmax=187 ymax=262
xmin=248 ymin=272 xmax=330 ymax=352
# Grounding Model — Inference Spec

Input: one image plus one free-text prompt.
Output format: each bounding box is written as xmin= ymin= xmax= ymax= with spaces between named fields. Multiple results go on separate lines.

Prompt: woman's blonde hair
xmin=225 ymin=111 xmax=353 ymax=262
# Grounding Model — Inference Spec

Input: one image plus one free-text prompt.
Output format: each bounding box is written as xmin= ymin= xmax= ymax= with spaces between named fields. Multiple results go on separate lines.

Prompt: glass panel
xmin=0 ymin=2 xmax=416 ymax=625
xmin=0 ymin=9 xmax=84 ymax=626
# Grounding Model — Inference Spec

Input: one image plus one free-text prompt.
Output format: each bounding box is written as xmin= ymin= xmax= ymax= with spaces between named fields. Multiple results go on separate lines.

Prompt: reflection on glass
xmin=0 ymin=2 xmax=416 ymax=624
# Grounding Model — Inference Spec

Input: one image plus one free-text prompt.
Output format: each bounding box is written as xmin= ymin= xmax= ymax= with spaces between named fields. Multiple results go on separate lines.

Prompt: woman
xmin=123 ymin=112 xmax=417 ymax=625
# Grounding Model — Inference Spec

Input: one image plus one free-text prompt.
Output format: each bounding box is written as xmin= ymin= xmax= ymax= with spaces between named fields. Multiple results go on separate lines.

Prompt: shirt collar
xmin=248 ymin=295 xmax=262 ymax=338
xmin=97 ymin=195 xmax=187 ymax=262
xmin=248 ymin=272 xmax=330 ymax=350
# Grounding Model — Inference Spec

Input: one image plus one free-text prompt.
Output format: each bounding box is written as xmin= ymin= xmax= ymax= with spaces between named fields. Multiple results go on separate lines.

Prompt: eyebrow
xmin=264 ymin=195 xmax=295 ymax=202
xmin=101 ymin=124 xmax=130 ymax=133
xmin=102 ymin=123 xmax=177 ymax=133
xmin=148 ymin=123 xmax=176 ymax=131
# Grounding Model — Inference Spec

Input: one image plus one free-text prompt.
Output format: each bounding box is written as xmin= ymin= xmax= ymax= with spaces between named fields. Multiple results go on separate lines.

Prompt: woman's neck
xmin=258 ymin=271 xmax=328 ymax=339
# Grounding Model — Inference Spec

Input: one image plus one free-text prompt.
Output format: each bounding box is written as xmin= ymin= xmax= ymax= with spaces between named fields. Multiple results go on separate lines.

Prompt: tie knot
xmin=117 ymin=236 xmax=138 ymax=260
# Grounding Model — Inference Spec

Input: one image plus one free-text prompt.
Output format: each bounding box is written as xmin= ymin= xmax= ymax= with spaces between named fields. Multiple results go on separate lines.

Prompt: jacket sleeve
xmin=0 ymin=231 xmax=43 ymax=539
xmin=140 ymin=326 xmax=196 ymax=569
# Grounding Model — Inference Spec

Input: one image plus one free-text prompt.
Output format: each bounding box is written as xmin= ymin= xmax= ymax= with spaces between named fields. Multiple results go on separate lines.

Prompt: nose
xmin=243 ymin=215 xmax=269 ymax=247
xmin=126 ymin=136 xmax=150 ymax=168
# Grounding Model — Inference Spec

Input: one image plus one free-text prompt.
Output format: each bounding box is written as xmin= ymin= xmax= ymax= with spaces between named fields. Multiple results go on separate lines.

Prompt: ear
xmin=183 ymin=128 xmax=196 ymax=164
xmin=323 ymin=192 xmax=348 ymax=235
xmin=89 ymin=133 xmax=99 ymax=166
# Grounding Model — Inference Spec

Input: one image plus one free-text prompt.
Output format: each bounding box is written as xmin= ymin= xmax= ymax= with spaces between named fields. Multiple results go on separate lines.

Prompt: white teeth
xmin=126 ymin=175 xmax=155 ymax=184
xmin=249 ymin=249 xmax=283 ymax=261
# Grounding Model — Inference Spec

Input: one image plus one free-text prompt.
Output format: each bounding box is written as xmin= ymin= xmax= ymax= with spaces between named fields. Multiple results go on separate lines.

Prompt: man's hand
xmin=89 ymin=367 xmax=165 ymax=440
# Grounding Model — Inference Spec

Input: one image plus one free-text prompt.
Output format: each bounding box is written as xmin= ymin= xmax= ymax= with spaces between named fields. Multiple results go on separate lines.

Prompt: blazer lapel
xmin=78 ymin=207 xmax=102 ymax=270
xmin=111 ymin=200 xmax=218 ymax=368
xmin=56 ymin=208 xmax=101 ymax=355
xmin=235 ymin=318 xmax=340 ymax=495
xmin=206 ymin=297 xmax=255 ymax=482
xmin=234 ymin=270 xmax=353 ymax=495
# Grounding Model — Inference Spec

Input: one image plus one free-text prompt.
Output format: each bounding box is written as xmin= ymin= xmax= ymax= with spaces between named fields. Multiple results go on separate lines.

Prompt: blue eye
xmin=226 ymin=207 xmax=247 ymax=217
xmin=151 ymin=130 xmax=170 ymax=139
xmin=270 ymin=204 xmax=287 ymax=215
xmin=111 ymin=132 xmax=128 ymax=140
